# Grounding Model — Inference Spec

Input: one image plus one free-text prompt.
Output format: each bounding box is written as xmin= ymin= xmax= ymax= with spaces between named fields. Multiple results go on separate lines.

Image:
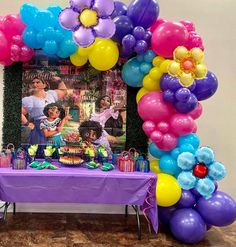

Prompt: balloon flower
xmin=168 ymin=46 xmax=207 ymax=87
xmin=59 ymin=0 xmax=116 ymax=47
xmin=177 ymin=147 xmax=226 ymax=199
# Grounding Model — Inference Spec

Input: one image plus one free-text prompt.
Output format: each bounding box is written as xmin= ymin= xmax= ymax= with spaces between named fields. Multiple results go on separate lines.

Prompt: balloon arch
xmin=0 ymin=0 xmax=235 ymax=244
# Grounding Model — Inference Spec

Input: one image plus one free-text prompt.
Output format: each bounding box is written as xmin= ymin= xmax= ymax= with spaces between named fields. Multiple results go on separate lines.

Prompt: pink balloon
xmin=20 ymin=46 xmax=34 ymax=62
xmin=1 ymin=14 xmax=26 ymax=39
xmin=150 ymin=130 xmax=163 ymax=143
xmin=12 ymin=35 xmax=24 ymax=46
xmin=138 ymin=92 xmax=172 ymax=123
xmin=189 ymin=103 xmax=203 ymax=120
xmin=179 ymin=20 xmax=195 ymax=32
xmin=10 ymin=44 xmax=21 ymax=55
xmin=0 ymin=31 xmax=10 ymax=61
xmin=143 ymin=121 xmax=156 ymax=136
xmin=157 ymin=121 xmax=169 ymax=133
xmin=186 ymin=31 xmax=204 ymax=50
xmin=170 ymin=114 xmax=195 ymax=136
xmin=151 ymin=21 xmax=189 ymax=58
xmin=157 ymin=133 xmax=178 ymax=151
xmin=150 ymin=18 xmax=167 ymax=33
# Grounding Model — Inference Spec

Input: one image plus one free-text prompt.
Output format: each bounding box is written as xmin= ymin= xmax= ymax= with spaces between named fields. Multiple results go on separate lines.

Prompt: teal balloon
xmin=43 ymin=27 xmax=56 ymax=40
xmin=23 ymin=27 xmax=41 ymax=49
xmin=34 ymin=10 xmax=54 ymax=31
xmin=59 ymin=39 xmax=77 ymax=58
xmin=160 ymin=155 xmax=181 ymax=176
xmin=179 ymin=143 xmax=196 ymax=154
xmin=43 ymin=40 xmax=58 ymax=55
xmin=143 ymin=50 xmax=156 ymax=63
xmin=20 ymin=3 xmax=38 ymax=26
xmin=178 ymin=133 xmax=200 ymax=150
xmin=149 ymin=142 xmax=167 ymax=159
xmin=47 ymin=5 xmax=62 ymax=28
xmin=122 ymin=58 xmax=144 ymax=87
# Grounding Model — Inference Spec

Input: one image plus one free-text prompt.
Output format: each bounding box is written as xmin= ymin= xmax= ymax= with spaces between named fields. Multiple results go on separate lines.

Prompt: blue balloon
xmin=34 ymin=10 xmax=54 ymax=31
xmin=47 ymin=5 xmax=62 ymax=28
xmin=159 ymin=155 xmax=181 ymax=176
xmin=43 ymin=27 xmax=56 ymax=40
xmin=127 ymin=0 xmax=160 ymax=29
xmin=59 ymin=39 xmax=77 ymax=57
xmin=113 ymin=15 xmax=133 ymax=43
xmin=23 ymin=27 xmax=41 ymax=49
xmin=149 ymin=142 xmax=167 ymax=159
xmin=20 ymin=3 xmax=38 ymax=26
xmin=43 ymin=40 xmax=58 ymax=55
xmin=178 ymin=133 xmax=200 ymax=150
xmin=170 ymin=209 xmax=206 ymax=244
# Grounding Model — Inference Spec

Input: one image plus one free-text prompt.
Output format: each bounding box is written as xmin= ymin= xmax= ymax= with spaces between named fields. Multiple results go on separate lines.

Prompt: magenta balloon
xmin=189 ymin=102 xmax=202 ymax=120
xmin=0 ymin=31 xmax=10 ymax=61
xmin=143 ymin=121 xmax=156 ymax=136
xmin=196 ymin=191 xmax=236 ymax=227
xmin=151 ymin=21 xmax=189 ymax=58
xmin=150 ymin=18 xmax=167 ymax=33
xmin=127 ymin=0 xmax=160 ymax=29
xmin=158 ymin=133 xmax=178 ymax=151
xmin=138 ymin=92 xmax=172 ymax=123
xmin=170 ymin=114 xmax=195 ymax=136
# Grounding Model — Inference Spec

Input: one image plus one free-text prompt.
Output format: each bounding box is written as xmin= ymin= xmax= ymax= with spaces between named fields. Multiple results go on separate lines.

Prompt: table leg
xmin=125 ymin=205 xmax=128 ymax=218
xmin=1 ymin=202 xmax=10 ymax=222
xmin=13 ymin=203 xmax=16 ymax=215
xmin=132 ymin=205 xmax=141 ymax=240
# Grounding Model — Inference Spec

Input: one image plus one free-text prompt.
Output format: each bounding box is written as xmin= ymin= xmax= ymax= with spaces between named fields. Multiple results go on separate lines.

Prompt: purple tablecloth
xmin=0 ymin=164 xmax=158 ymax=232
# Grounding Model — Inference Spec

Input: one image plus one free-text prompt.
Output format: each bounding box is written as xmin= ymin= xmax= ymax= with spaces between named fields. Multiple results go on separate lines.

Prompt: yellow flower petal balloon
xmin=156 ymin=173 xmax=181 ymax=207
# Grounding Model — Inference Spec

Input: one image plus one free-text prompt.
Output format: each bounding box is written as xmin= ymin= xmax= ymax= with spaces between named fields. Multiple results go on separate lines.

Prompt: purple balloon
xmin=132 ymin=26 xmax=146 ymax=40
xmin=192 ymin=71 xmax=218 ymax=101
xmin=122 ymin=34 xmax=136 ymax=49
xmin=163 ymin=90 xmax=175 ymax=103
xmin=170 ymin=208 xmax=207 ymax=244
xmin=191 ymin=187 xmax=202 ymax=200
xmin=111 ymin=1 xmax=127 ymax=18
xmin=196 ymin=191 xmax=236 ymax=227
xmin=175 ymin=190 xmax=196 ymax=208
xmin=134 ymin=40 xmax=148 ymax=54
xmin=158 ymin=206 xmax=177 ymax=226
xmin=127 ymin=0 xmax=160 ymax=29
xmin=160 ymin=74 xmax=181 ymax=92
xmin=113 ymin=15 xmax=133 ymax=43
xmin=175 ymin=88 xmax=191 ymax=102
xmin=175 ymin=94 xmax=198 ymax=113
xmin=143 ymin=31 xmax=152 ymax=44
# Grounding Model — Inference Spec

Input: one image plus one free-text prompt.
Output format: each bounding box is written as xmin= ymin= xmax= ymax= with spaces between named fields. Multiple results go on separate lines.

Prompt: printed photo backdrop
xmin=21 ymin=51 xmax=127 ymax=154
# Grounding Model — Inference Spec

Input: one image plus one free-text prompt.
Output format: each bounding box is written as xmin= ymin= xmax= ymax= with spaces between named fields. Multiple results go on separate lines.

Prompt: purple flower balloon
xmin=59 ymin=0 xmax=116 ymax=47
xmin=170 ymin=208 xmax=206 ymax=244
xmin=196 ymin=191 xmax=236 ymax=227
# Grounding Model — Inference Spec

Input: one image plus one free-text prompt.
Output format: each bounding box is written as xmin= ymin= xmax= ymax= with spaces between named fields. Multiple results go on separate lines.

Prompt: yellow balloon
xmin=136 ymin=87 xmax=149 ymax=103
xmin=79 ymin=9 xmax=98 ymax=27
xmin=149 ymin=67 xmax=162 ymax=81
xmin=160 ymin=60 xmax=171 ymax=73
xmin=152 ymin=56 xmax=165 ymax=67
xmin=156 ymin=173 xmax=181 ymax=207
xmin=143 ymin=75 xmax=161 ymax=91
xmin=88 ymin=39 xmax=119 ymax=71
xmin=150 ymin=160 xmax=161 ymax=174
xmin=70 ymin=53 xmax=88 ymax=67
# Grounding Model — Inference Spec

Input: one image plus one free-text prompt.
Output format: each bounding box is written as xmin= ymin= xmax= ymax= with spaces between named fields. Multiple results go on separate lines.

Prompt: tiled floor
xmin=0 ymin=213 xmax=235 ymax=247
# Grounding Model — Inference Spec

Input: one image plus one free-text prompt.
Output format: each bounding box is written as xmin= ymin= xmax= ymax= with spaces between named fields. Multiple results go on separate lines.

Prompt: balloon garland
xmin=0 ymin=0 xmax=235 ymax=244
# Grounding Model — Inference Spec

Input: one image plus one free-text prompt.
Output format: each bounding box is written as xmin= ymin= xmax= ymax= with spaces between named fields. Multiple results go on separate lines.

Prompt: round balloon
xmin=175 ymin=189 xmax=196 ymax=208
xmin=111 ymin=1 xmax=127 ymax=18
xmin=158 ymin=206 xmax=177 ymax=226
xmin=88 ymin=39 xmax=119 ymax=71
xmin=156 ymin=173 xmax=181 ymax=207
xmin=196 ymin=191 xmax=236 ymax=226
xmin=170 ymin=208 xmax=206 ymax=244
xmin=113 ymin=15 xmax=133 ymax=43
xmin=150 ymin=160 xmax=161 ymax=174
xmin=127 ymin=0 xmax=160 ymax=29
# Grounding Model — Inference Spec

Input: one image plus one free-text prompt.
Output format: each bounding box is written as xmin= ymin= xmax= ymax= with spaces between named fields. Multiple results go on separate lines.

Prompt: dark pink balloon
xmin=150 ymin=18 xmax=167 ymax=33
xmin=151 ymin=21 xmax=189 ymax=58
xmin=170 ymin=114 xmax=195 ymax=136
xmin=0 ymin=31 xmax=10 ymax=61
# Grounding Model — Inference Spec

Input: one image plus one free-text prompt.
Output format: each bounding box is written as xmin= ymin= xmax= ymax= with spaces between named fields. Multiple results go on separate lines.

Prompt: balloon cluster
xmin=21 ymin=3 xmax=77 ymax=58
xmin=113 ymin=0 xmax=159 ymax=57
xmin=0 ymin=14 xmax=34 ymax=65
xmin=158 ymin=190 xmax=236 ymax=244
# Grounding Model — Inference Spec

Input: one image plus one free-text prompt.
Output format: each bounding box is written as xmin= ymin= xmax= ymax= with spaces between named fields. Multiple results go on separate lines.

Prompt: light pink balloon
xmin=150 ymin=130 xmax=163 ymax=143
xmin=151 ymin=21 xmax=189 ymax=58
xmin=189 ymin=102 xmax=202 ymax=120
xmin=138 ymin=92 xmax=172 ymax=123
xmin=170 ymin=114 xmax=195 ymax=136
xmin=157 ymin=133 xmax=178 ymax=151
xmin=143 ymin=121 xmax=156 ymax=137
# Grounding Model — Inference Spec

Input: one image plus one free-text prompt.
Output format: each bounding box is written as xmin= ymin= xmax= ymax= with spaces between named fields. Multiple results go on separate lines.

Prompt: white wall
xmin=0 ymin=0 xmax=235 ymax=213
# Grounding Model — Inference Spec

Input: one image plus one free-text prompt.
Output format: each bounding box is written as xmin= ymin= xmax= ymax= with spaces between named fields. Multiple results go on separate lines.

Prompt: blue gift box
xmin=135 ymin=155 xmax=150 ymax=173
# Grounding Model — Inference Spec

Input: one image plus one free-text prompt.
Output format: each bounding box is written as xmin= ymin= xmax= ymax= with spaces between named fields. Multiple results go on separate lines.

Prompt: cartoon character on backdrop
xmin=21 ymin=76 xmax=68 ymax=156
xmin=90 ymin=95 xmax=125 ymax=151
xmin=40 ymin=103 xmax=71 ymax=148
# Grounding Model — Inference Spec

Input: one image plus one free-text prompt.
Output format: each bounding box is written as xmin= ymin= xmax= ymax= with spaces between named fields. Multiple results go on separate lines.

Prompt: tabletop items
xmin=0 ymin=143 xmax=150 ymax=173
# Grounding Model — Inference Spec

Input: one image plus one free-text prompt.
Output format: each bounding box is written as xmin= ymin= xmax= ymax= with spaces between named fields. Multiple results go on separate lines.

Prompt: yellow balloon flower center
xmin=181 ymin=58 xmax=195 ymax=73
xmin=79 ymin=9 xmax=98 ymax=28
